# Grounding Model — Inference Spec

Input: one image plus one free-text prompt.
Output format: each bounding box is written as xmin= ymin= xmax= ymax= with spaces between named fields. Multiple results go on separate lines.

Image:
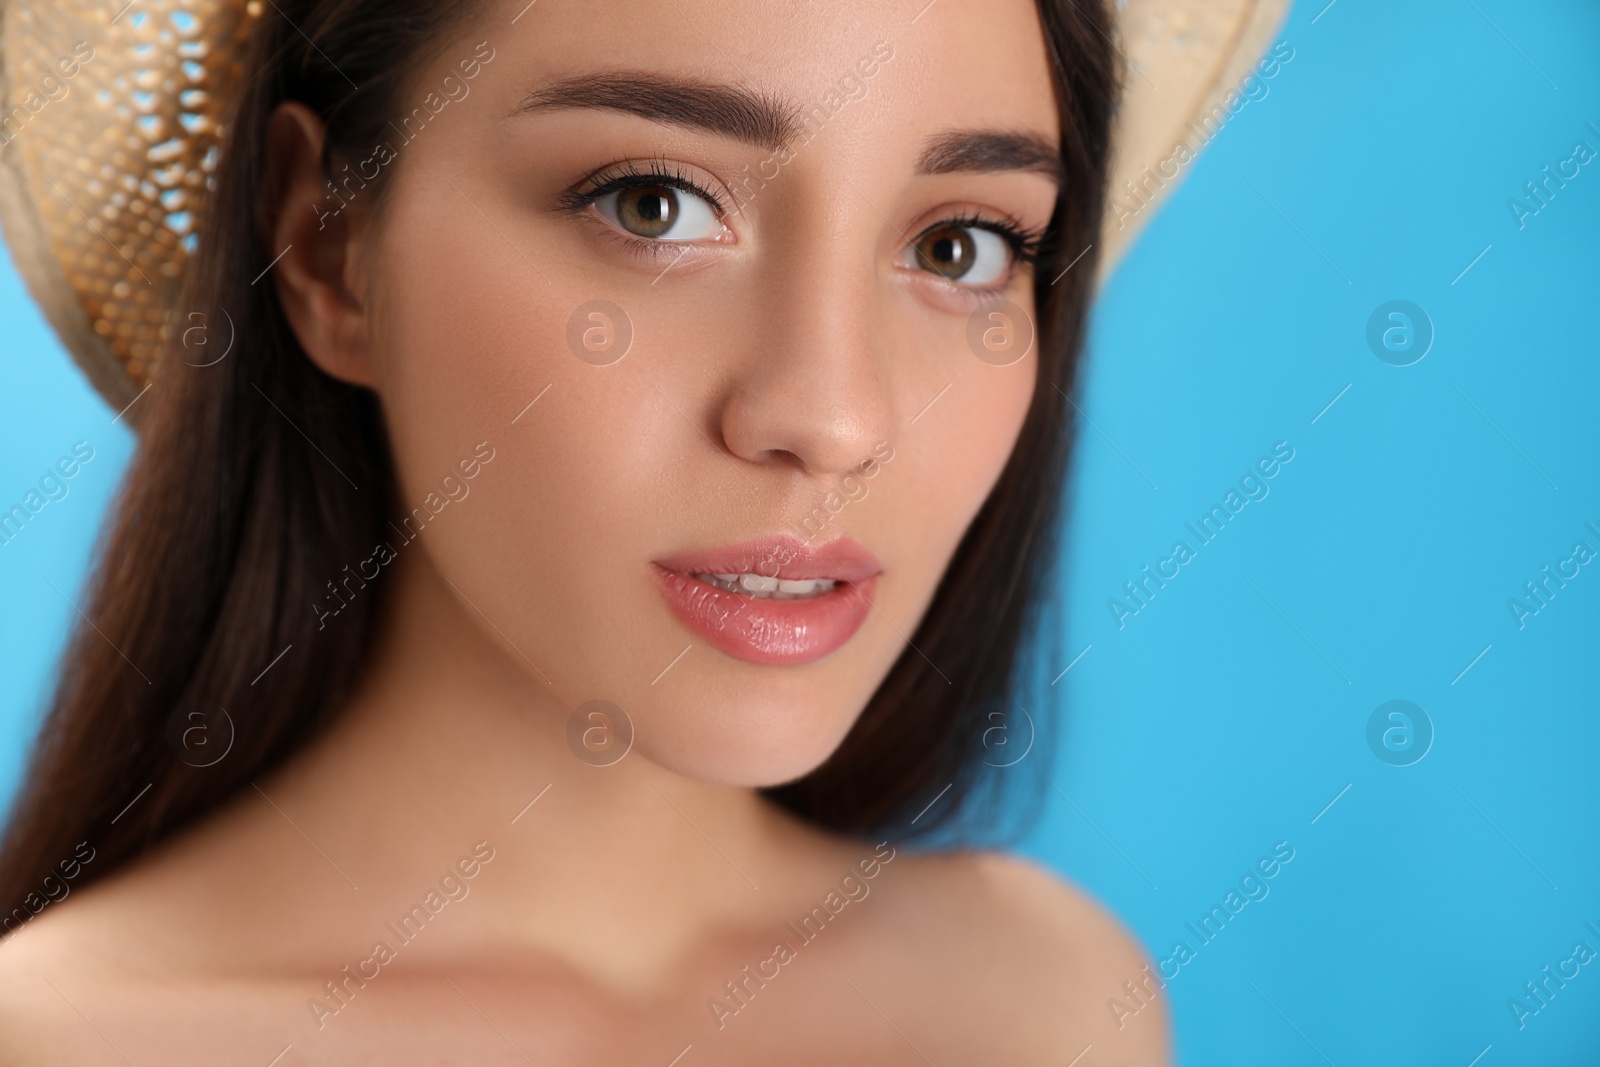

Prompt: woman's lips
xmin=652 ymin=535 xmax=882 ymax=666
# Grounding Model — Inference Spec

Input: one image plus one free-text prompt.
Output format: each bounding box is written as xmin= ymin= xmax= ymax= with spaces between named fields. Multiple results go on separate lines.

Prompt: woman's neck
xmin=241 ymin=541 xmax=826 ymax=990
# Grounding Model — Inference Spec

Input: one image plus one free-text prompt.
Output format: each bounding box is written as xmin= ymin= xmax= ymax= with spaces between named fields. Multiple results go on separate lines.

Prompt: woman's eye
xmin=909 ymin=224 xmax=1011 ymax=286
xmin=595 ymin=183 xmax=724 ymax=241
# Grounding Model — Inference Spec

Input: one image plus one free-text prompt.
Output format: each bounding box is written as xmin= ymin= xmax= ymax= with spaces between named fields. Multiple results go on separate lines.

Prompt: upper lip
xmin=654 ymin=534 xmax=881 ymax=583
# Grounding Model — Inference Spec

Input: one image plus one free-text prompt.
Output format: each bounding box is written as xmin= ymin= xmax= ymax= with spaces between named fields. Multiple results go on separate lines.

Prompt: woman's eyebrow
xmin=515 ymin=73 xmax=801 ymax=151
xmin=915 ymin=130 xmax=1063 ymax=183
xmin=515 ymin=74 xmax=1061 ymax=183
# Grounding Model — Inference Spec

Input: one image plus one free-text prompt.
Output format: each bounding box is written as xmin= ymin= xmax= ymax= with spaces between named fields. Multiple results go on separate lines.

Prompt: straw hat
xmin=0 ymin=0 xmax=1289 ymax=422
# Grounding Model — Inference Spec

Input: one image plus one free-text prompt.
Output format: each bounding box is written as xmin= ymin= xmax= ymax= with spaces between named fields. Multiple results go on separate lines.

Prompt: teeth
xmin=739 ymin=574 xmax=779 ymax=594
xmin=691 ymin=572 xmax=839 ymax=599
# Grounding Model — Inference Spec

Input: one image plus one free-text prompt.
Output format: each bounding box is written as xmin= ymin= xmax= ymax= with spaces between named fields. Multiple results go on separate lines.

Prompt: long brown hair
xmin=0 ymin=0 xmax=1116 ymax=925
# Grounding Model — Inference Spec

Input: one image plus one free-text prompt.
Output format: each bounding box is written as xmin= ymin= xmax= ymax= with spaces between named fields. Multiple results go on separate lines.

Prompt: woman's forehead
xmin=454 ymin=0 xmax=1061 ymax=143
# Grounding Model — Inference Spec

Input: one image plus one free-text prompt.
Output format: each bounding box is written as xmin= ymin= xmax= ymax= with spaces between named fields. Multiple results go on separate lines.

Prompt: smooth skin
xmin=0 ymin=0 xmax=1170 ymax=1062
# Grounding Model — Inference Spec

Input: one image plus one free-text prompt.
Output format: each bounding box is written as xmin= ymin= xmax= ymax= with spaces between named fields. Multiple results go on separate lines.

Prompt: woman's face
xmin=340 ymin=0 xmax=1061 ymax=785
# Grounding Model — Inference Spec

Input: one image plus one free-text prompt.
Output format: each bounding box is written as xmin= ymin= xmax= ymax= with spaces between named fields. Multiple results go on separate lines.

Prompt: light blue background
xmin=2 ymin=1 xmax=1597 ymax=1064
xmin=1018 ymin=0 xmax=1600 ymax=1064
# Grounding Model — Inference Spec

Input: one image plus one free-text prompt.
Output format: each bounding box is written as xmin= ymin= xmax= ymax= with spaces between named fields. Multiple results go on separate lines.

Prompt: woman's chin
xmin=630 ymin=698 xmax=862 ymax=790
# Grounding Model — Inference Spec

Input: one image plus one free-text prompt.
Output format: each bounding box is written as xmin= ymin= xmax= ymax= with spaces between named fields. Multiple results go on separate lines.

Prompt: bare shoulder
xmin=961 ymin=850 xmax=1150 ymax=964
xmin=871 ymin=848 xmax=1171 ymax=1066
xmin=0 ymin=819 xmax=277 ymax=1063
xmin=0 ymin=897 xmax=132 ymax=1063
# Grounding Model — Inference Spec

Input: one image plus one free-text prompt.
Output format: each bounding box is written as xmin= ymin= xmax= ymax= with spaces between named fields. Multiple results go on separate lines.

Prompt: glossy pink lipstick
xmin=652 ymin=535 xmax=881 ymax=666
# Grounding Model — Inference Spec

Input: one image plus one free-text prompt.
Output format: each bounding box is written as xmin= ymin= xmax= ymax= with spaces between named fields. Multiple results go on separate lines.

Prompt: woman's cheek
xmin=926 ymin=350 xmax=1036 ymax=525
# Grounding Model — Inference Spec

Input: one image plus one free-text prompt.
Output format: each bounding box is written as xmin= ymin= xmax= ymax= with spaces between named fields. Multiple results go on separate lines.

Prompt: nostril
xmin=759 ymin=447 xmax=807 ymax=471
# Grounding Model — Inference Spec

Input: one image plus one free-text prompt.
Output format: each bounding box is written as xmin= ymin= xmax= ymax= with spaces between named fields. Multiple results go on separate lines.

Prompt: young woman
xmin=0 ymin=0 xmax=1182 ymax=1060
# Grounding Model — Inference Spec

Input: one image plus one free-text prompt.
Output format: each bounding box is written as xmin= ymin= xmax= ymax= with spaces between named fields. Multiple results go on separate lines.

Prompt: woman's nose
xmin=715 ymin=227 xmax=896 ymax=479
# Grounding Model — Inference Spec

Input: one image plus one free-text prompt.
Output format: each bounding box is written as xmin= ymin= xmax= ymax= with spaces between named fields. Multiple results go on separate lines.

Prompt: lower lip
xmin=651 ymin=567 xmax=879 ymax=666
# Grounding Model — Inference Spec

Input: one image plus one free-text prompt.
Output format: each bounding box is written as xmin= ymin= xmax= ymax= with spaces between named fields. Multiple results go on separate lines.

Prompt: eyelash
xmin=926 ymin=211 xmax=1049 ymax=274
xmin=558 ymin=158 xmax=1050 ymax=284
xmin=558 ymin=158 xmax=731 ymax=218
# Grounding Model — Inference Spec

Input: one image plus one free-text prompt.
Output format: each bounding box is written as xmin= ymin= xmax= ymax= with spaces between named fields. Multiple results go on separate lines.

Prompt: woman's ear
xmin=260 ymin=101 xmax=377 ymax=387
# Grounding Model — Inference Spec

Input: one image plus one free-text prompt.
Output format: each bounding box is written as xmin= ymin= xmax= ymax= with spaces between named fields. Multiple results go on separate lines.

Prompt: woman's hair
xmin=0 ymin=0 xmax=1116 ymax=923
